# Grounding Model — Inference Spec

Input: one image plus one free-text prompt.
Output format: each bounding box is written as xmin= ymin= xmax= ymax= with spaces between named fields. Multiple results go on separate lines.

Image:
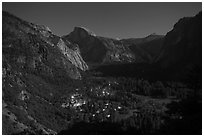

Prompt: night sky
xmin=2 ymin=2 xmax=201 ymax=39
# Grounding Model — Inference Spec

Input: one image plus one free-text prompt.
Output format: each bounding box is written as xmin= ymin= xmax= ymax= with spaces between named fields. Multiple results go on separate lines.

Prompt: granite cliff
xmin=2 ymin=11 xmax=88 ymax=134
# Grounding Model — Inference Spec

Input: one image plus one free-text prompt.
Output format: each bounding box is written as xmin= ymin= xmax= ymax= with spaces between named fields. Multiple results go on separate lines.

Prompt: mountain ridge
xmin=63 ymin=25 xmax=164 ymax=65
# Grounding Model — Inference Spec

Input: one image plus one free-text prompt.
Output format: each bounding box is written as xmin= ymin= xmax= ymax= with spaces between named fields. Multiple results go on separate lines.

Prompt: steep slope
xmin=2 ymin=11 xmax=88 ymax=79
xmin=2 ymin=11 xmax=88 ymax=134
xmin=57 ymin=38 xmax=88 ymax=71
xmin=121 ymin=33 xmax=164 ymax=45
xmin=64 ymin=27 xmax=164 ymax=66
xmin=63 ymin=27 xmax=136 ymax=65
xmin=121 ymin=34 xmax=164 ymax=63
xmin=156 ymin=12 xmax=202 ymax=69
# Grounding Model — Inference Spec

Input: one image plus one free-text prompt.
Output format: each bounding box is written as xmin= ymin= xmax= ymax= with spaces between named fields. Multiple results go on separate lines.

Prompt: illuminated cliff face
xmin=63 ymin=27 xmax=136 ymax=64
xmin=2 ymin=11 xmax=89 ymax=80
xmin=2 ymin=11 xmax=89 ymax=134
xmin=57 ymin=38 xmax=88 ymax=71
xmin=63 ymin=26 xmax=166 ymax=65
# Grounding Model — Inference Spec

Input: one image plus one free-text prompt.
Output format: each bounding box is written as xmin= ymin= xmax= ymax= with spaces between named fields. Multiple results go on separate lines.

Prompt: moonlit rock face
xmin=78 ymin=26 xmax=90 ymax=33
xmin=56 ymin=38 xmax=89 ymax=71
xmin=77 ymin=26 xmax=96 ymax=37
xmin=64 ymin=27 xmax=135 ymax=64
xmin=44 ymin=26 xmax=52 ymax=32
xmin=35 ymin=24 xmax=52 ymax=32
xmin=3 ymin=11 xmax=84 ymax=80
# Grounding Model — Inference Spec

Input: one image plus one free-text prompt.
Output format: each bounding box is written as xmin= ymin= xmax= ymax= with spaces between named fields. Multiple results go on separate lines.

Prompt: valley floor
xmin=2 ymin=70 xmax=202 ymax=135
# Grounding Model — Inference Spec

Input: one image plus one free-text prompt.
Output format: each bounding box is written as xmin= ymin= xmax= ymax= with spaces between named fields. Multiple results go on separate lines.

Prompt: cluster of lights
xmin=61 ymin=93 xmax=86 ymax=109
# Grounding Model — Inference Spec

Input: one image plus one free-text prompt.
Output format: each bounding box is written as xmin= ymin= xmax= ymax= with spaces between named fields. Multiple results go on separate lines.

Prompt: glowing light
xmin=73 ymin=103 xmax=82 ymax=107
xmin=96 ymin=110 xmax=100 ymax=113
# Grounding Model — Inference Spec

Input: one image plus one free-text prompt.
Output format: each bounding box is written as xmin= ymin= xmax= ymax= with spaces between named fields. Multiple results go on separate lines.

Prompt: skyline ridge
xmin=2 ymin=9 xmax=201 ymax=40
xmin=2 ymin=2 xmax=201 ymax=38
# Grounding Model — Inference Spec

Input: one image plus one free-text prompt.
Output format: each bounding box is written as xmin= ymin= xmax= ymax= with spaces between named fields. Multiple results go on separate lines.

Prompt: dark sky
xmin=2 ymin=2 xmax=201 ymax=38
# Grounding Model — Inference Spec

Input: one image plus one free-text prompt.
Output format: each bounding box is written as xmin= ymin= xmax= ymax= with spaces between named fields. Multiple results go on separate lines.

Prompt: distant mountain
xmin=121 ymin=34 xmax=164 ymax=63
xmin=121 ymin=33 xmax=164 ymax=45
xmin=63 ymin=27 xmax=165 ymax=66
xmin=63 ymin=27 xmax=136 ymax=65
xmin=156 ymin=12 xmax=202 ymax=69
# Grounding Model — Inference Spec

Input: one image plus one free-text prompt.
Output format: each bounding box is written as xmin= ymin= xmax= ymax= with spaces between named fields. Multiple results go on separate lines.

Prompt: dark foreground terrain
xmin=2 ymin=11 xmax=202 ymax=135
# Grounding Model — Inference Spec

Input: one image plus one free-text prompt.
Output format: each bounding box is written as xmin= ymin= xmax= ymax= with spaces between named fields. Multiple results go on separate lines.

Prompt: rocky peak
xmin=31 ymin=24 xmax=53 ymax=37
xmin=64 ymin=28 xmax=136 ymax=64
xmin=67 ymin=26 xmax=96 ymax=42
xmin=144 ymin=33 xmax=164 ymax=41
xmin=73 ymin=26 xmax=96 ymax=37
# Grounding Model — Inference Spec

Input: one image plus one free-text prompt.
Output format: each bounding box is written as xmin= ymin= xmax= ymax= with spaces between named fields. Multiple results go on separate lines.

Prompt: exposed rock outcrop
xmin=63 ymin=27 xmax=135 ymax=65
xmin=57 ymin=38 xmax=88 ymax=71
xmin=121 ymin=33 xmax=164 ymax=63
xmin=2 ymin=11 xmax=88 ymax=80
xmin=2 ymin=11 xmax=88 ymax=135
xmin=64 ymin=26 xmax=165 ymax=65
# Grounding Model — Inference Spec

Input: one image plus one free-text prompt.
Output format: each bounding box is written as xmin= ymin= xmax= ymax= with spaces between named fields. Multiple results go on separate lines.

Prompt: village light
xmin=96 ymin=110 xmax=100 ymax=113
